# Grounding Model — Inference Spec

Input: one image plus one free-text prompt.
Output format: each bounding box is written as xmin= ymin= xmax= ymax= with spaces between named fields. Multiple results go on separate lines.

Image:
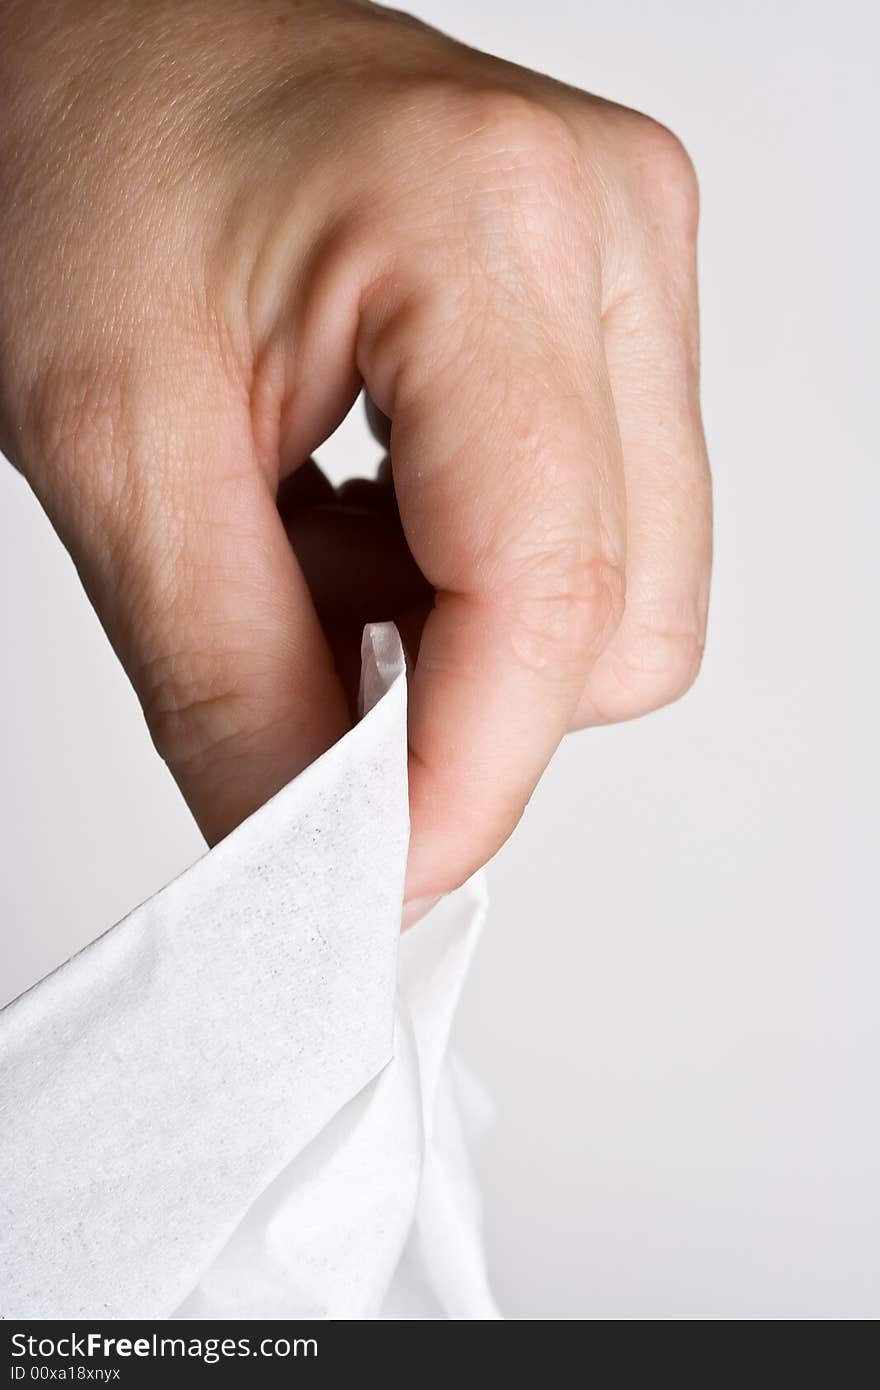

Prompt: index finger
xmin=358 ymin=253 xmax=626 ymax=907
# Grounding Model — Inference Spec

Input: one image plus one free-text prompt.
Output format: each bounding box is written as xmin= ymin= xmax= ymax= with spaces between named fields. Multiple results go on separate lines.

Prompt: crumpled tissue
xmin=0 ymin=623 xmax=498 ymax=1320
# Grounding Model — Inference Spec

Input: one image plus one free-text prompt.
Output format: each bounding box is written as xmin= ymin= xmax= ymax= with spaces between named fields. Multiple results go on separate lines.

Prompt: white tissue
xmin=0 ymin=623 xmax=498 ymax=1320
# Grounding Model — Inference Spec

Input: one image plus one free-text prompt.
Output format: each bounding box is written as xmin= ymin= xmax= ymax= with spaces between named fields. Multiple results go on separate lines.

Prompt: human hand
xmin=0 ymin=0 xmax=711 ymax=915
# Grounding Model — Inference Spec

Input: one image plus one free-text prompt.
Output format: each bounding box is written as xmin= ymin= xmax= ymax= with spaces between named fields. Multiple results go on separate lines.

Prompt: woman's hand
xmin=0 ymin=0 xmax=711 ymax=912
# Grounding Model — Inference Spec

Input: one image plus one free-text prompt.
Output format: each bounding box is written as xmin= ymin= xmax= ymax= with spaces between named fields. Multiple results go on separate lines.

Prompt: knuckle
xmin=139 ymin=645 xmax=261 ymax=779
xmin=23 ymin=357 xmax=135 ymax=521
xmin=460 ymin=90 xmax=584 ymax=231
xmin=451 ymin=86 xmax=581 ymax=173
xmin=597 ymin=616 xmax=706 ymax=720
xmin=625 ymin=114 xmax=699 ymax=234
xmin=362 ymin=86 xmax=596 ymax=384
xmin=402 ymin=81 xmax=585 ymax=239
xmin=571 ymin=549 xmax=627 ymax=651
xmin=504 ymin=541 xmax=626 ymax=680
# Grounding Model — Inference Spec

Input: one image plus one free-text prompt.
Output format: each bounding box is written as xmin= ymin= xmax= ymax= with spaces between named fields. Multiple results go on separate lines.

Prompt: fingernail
xmin=401 ymin=895 xmax=441 ymax=931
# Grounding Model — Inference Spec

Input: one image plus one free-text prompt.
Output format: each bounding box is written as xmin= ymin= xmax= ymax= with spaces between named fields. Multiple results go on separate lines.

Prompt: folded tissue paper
xmin=0 ymin=623 xmax=498 ymax=1320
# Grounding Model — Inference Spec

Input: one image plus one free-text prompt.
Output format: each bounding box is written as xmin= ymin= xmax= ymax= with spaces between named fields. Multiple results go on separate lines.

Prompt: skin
xmin=0 ymin=0 xmax=711 ymax=917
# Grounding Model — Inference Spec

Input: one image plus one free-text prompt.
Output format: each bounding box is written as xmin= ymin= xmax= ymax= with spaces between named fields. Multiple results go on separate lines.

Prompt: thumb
xmin=27 ymin=354 xmax=348 ymax=845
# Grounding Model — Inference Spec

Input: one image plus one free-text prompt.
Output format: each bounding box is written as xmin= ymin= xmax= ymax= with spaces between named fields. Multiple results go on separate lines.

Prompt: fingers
xmin=358 ymin=238 xmax=626 ymax=901
xmin=17 ymin=88 xmax=707 ymax=898
xmin=575 ymin=128 xmax=712 ymax=725
xmin=575 ymin=305 xmax=711 ymax=726
xmin=29 ymin=354 xmax=349 ymax=846
xmin=351 ymin=105 xmax=710 ymax=903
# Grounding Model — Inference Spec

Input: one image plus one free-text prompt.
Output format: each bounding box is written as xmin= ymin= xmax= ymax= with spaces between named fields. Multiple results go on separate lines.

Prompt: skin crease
xmin=0 ymin=0 xmax=711 ymax=914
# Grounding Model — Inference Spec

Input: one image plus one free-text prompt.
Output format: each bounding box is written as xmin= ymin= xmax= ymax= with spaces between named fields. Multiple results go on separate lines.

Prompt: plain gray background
xmin=1 ymin=0 xmax=877 ymax=1319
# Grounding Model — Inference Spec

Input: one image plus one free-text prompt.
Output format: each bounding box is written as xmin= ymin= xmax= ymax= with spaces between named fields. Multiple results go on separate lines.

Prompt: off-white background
xmin=1 ymin=0 xmax=877 ymax=1318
